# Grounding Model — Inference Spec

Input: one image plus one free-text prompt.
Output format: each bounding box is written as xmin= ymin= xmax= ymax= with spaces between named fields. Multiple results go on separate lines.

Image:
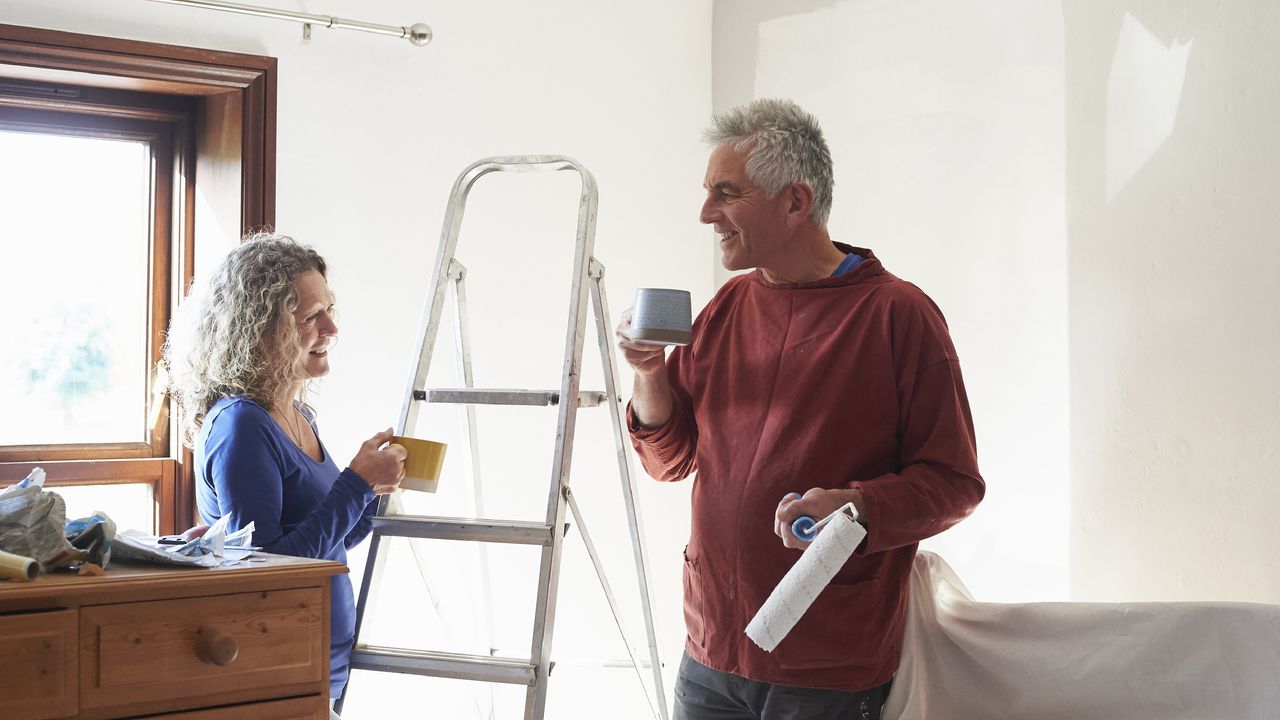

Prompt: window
xmin=0 ymin=24 xmax=276 ymax=534
xmin=0 ymin=96 xmax=185 ymax=455
xmin=0 ymin=130 xmax=151 ymax=447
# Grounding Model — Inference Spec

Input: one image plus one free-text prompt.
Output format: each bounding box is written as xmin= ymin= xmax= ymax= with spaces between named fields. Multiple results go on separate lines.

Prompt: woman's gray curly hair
xmin=703 ymin=98 xmax=835 ymax=227
xmin=162 ymin=232 xmax=328 ymax=448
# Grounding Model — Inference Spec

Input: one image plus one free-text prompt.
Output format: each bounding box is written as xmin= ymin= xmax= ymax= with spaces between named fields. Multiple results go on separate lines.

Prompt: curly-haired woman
xmin=163 ymin=233 xmax=405 ymax=708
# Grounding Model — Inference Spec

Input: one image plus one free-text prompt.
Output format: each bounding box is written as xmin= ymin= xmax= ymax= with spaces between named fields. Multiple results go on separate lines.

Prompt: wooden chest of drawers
xmin=0 ymin=554 xmax=343 ymax=719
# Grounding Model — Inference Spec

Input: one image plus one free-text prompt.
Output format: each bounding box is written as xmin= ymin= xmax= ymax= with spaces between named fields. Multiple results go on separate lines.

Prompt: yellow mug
xmin=389 ymin=435 xmax=447 ymax=493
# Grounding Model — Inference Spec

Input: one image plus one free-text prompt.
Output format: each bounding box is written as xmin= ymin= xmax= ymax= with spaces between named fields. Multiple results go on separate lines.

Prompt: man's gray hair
xmin=703 ymin=98 xmax=834 ymax=227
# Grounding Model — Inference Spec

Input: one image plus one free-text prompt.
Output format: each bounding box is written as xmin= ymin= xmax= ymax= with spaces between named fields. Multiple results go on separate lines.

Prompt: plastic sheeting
xmin=885 ymin=552 xmax=1280 ymax=720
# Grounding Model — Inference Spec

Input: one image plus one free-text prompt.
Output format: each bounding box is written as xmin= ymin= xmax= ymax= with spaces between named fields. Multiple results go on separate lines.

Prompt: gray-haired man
xmin=616 ymin=99 xmax=985 ymax=719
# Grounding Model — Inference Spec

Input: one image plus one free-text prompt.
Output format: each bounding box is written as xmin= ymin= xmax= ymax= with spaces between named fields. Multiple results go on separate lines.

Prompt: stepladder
xmin=337 ymin=155 xmax=669 ymax=720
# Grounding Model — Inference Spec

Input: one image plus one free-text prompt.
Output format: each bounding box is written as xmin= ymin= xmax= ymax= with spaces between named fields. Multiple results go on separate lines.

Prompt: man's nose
xmin=699 ymin=198 xmax=719 ymax=225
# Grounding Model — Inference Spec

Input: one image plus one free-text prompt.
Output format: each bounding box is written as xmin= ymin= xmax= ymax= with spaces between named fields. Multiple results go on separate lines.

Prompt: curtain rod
xmin=146 ymin=0 xmax=432 ymax=46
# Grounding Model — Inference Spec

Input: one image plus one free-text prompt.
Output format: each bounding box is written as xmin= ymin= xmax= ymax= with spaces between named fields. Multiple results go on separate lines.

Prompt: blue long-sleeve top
xmin=195 ymin=396 xmax=376 ymax=697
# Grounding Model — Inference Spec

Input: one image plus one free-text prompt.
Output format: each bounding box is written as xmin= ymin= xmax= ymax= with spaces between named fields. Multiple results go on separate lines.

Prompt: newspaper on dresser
xmin=0 ymin=468 xmax=85 ymax=570
xmin=112 ymin=514 xmax=259 ymax=568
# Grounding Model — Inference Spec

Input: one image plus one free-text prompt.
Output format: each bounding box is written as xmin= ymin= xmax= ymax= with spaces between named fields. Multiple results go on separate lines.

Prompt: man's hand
xmin=615 ymin=307 xmax=668 ymax=376
xmin=616 ymin=307 xmax=674 ymax=427
xmin=774 ymin=487 xmax=867 ymax=550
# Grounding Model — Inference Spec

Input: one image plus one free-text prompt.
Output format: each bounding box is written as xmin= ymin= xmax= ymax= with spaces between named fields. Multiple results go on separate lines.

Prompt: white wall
xmin=1065 ymin=2 xmax=1280 ymax=603
xmin=713 ymin=0 xmax=1070 ymax=601
xmin=10 ymin=0 xmax=1279 ymax=711
xmin=1 ymin=1 xmax=712 ymax=716
xmin=713 ymin=0 xmax=1280 ymax=608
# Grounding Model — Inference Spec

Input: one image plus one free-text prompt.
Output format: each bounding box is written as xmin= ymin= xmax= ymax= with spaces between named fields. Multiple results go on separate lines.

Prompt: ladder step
xmin=413 ymin=387 xmax=608 ymax=407
xmin=351 ymin=646 xmax=536 ymax=685
xmin=373 ymin=514 xmax=555 ymax=545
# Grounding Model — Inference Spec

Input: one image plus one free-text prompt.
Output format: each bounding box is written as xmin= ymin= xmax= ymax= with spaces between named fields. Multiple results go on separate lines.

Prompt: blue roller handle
xmin=785 ymin=492 xmax=819 ymax=542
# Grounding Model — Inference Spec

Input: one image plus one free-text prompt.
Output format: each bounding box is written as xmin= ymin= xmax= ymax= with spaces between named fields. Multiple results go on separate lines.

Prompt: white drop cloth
xmin=885 ymin=552 xmax=1280 ymax=720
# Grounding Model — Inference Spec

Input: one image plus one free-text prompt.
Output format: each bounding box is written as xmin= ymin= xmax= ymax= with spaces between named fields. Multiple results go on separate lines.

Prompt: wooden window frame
xmin=0 ymin=24 xmax=276 ymax=533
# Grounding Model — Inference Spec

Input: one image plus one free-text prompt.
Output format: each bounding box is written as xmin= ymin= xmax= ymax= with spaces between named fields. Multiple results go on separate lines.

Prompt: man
xmin=616 ymin=98 xmax=985 ymax=719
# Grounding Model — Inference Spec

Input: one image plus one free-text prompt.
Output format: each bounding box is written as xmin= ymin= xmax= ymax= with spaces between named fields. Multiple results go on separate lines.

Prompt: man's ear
xmin=784 ymin=182 xmax=815 ymax=227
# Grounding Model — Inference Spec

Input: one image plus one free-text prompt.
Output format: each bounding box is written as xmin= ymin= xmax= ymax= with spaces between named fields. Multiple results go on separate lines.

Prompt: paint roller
xmin=746 ymin=496 xmax=867 ymax=652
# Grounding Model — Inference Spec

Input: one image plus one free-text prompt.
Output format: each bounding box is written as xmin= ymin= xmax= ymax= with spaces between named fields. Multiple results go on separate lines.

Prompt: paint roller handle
xmin=783 ymin=492 xmax=820 ymax=542
xmin=791 ymin=515 xmax=819 ymax=542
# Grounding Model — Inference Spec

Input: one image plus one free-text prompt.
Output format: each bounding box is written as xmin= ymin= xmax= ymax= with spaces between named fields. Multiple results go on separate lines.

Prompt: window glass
xmin=0 ymin=130 xmax=150 ymax=445
xmin=56 ymin=483 xmax=155 ymax=534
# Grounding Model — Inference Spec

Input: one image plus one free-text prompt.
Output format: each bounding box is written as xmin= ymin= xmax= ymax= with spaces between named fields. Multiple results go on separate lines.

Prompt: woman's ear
xmin=785 ymin=182 xmax=815 ymax=227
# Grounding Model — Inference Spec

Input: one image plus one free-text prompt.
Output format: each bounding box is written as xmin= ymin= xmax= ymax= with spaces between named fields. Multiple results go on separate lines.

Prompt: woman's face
xmin=291 ymin=269 xmax=337 ymax=379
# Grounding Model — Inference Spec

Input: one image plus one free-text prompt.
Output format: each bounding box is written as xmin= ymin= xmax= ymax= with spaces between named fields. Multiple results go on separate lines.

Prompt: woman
xmin=164 ymin=233 xmax=405 ymax=708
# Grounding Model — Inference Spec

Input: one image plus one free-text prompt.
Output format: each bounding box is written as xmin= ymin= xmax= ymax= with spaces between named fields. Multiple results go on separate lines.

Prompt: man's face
xmin=700 ymin=144 xmax=791 ymax=273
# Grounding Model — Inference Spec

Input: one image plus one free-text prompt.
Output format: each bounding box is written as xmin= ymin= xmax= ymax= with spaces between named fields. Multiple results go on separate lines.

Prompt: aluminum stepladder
xmin=337 ymin=155 xmax=669 ymax=720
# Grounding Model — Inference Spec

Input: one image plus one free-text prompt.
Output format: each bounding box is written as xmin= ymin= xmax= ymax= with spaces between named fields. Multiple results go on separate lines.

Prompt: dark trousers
xmin=673 ymin=653 xmax=890 ymax=720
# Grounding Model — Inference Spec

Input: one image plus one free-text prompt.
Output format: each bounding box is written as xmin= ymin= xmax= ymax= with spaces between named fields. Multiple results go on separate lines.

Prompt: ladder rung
xmin=373 ymin=514 xmax=555 ymax=545
xmin=414 ymin=388 xmax=608 ymax=407
xmin=490 ymin=648 xmax=655 ymax=669
xmin=351 ymin=646 xmax=536 ymax=685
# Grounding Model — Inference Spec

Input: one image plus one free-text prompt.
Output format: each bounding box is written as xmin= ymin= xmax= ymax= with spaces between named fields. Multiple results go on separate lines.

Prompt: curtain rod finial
xmin=407 ymin=23 xmax=432 ymax=46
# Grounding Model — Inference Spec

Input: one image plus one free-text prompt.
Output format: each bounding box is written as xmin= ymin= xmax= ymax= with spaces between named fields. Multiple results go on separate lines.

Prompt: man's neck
xmin=759 ymin=228 xmax=846 ymax=284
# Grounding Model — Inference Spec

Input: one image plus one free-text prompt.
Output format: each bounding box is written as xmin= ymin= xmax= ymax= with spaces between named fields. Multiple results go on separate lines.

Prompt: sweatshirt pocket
xmin=682 ymin=547 xmax=707 ymax=651
xmin=776 ymin=579 xmax=882 ymax=671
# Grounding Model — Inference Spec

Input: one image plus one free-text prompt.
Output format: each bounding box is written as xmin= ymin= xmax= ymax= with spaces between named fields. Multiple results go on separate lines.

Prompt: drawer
xmin=144 ymin=694 xmax=327 ymax=719
xmin=0 ymin=608 xmax=78 ymax=720
xmin=80 ymin=586 xmax=326 ymax=713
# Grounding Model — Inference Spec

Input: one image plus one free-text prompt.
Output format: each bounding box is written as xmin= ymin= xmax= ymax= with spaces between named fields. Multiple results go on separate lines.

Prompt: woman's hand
xmin=349 ymin=428 xmax=407 ymax=495
xmin=179 ymin=524 xmax=210 ymax=541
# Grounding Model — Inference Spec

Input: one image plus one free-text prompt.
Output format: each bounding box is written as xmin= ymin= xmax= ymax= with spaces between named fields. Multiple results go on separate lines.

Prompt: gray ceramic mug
xmin=631 ymin=288 xmax=692 ymax=346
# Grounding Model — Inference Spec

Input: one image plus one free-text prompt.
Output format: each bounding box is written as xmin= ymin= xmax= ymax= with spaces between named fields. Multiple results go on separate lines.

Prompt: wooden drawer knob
xmin=195 ymin=627 xmax=239 ymax=667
